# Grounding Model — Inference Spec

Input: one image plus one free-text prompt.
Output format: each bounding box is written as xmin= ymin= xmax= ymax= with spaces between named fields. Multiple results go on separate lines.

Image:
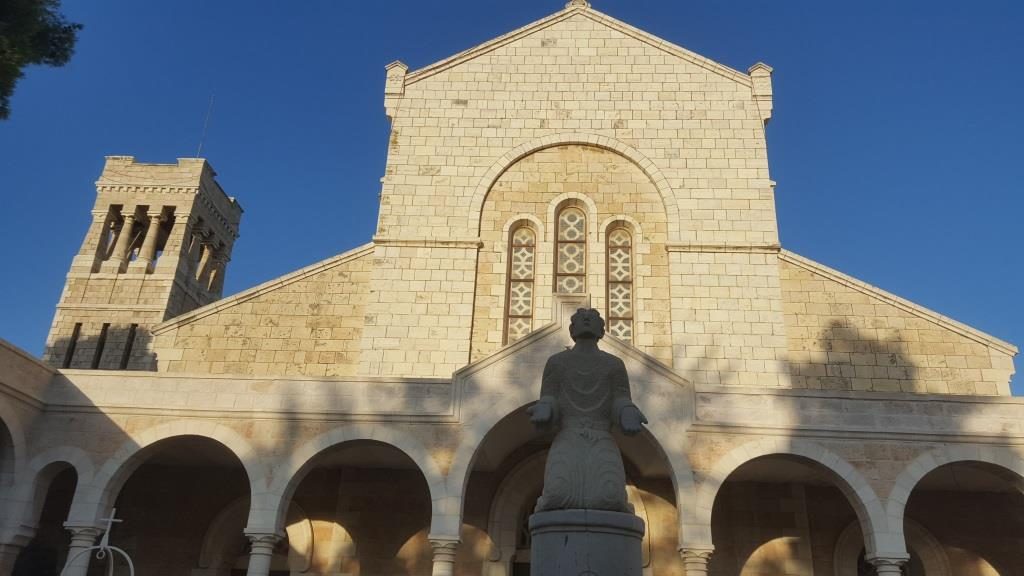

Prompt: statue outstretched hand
xmin=528 ymin=399 xmax=555 ymax=425
xmin=620 ymin=404 xmax=648 ymax=435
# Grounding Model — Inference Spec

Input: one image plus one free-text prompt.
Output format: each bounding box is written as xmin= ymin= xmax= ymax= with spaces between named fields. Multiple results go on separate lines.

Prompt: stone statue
xmin=528 ymin=308 xmax=647 ymax=512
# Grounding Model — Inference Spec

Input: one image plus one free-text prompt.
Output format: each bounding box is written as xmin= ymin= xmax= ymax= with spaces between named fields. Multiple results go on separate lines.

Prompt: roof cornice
xmin=405 ymin=4 xmax=752 ymax=87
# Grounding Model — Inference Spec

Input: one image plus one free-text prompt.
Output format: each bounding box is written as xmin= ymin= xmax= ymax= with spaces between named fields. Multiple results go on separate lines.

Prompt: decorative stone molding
xmin=748 ymin=62 xmax=773 ymax=123
xmin=665 ymin=243 xmax=780 ymax=254
xmin=566 ymin=0 xmax=591 ymax=8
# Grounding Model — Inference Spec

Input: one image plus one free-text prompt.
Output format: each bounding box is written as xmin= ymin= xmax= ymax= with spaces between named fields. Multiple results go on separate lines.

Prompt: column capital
xmin=246 ymin=532 xmax=283 ymax=551
xmin=430 ymin=537 xmax=459 ymax=557
xmin=64 ymin=524 xmax=103 ymax=544
xmin=679 ymin=546 xmax=714 ymax=575
xmin=867 ymin=555 xmax=909 ymax=575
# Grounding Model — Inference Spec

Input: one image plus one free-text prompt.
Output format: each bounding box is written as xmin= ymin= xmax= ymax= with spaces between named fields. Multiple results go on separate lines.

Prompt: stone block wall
xmin=779 ymin=252 xmax=1017 ymax=395
xmin=670 ymin=249 xmax=789 ymax=387
xmin=151 ymin=245 xmax=373 ymax=377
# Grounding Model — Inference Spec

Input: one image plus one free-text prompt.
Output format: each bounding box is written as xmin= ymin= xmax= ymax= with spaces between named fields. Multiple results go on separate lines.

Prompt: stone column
xmin=61 ymin=526 xmax=103 ymax=576
xmin=245 ymin=533 xmax=282 ymax=576
xmin=132 ymin=210 xmax=164 ymax=272
xmin=430 ymin=538 xmax=459 ymax=576
xmin=104 ymin=213 xmax=136 ymax=272
xmin=207 ymin=252 xmax=229 ymax=293
xmin=196 ymin=241 xmax=216 ymax=282
xmin=679 ymin=547 xmax=714 ymax=576
xmin=0 ymin=543 xmax=25 ymax=576
xmin=868 ymin=557 xmax=908 ymax=576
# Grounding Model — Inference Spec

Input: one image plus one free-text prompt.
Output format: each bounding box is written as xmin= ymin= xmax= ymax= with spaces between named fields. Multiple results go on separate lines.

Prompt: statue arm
xmin=528 ymin=357 xmax=560 ymax=426
xmin=611 ymin=359 xmax=647 ymax=435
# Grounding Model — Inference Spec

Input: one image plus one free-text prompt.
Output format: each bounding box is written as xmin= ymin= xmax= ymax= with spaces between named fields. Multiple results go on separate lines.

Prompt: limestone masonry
xmin=0 ymin=2 xmax=1020 ymax=576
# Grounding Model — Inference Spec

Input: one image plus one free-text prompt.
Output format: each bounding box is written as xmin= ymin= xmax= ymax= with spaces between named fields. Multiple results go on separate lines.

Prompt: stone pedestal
xmin=529 ymin=509 xmax=644 ymax=576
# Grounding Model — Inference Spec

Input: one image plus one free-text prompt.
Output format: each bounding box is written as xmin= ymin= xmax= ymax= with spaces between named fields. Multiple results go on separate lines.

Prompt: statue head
xmin=569 ymin=308 xmax=605 ymax=341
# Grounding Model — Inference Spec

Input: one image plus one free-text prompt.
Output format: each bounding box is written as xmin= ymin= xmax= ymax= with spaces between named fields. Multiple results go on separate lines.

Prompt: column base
xmin=529 ymin=509 xmax=645 ymax=576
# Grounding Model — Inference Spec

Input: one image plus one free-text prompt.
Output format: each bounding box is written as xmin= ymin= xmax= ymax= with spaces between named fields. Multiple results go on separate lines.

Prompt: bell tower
xmin=43 ymin=156 xmax=243 ymax=370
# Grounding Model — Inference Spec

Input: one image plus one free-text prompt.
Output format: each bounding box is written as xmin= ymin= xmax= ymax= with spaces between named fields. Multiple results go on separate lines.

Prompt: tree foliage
xmin=0 ymin=0 xmax=82 ymax=119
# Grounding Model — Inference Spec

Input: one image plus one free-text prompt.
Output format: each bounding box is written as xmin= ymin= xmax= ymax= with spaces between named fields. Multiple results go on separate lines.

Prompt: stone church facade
xmin=1 ymin=2 xmax=1021 ymax=575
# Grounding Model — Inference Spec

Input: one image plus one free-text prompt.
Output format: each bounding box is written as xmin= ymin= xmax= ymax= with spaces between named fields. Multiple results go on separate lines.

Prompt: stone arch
xmin=833 ymin=518 xmax=950 ymax=576
xmin=442 ymin=398 xmax=696 ymax=544
xmin=254 ymin=423 xmax=445 ymax=536
xmin=68 ymin=421 xmax=261 ymax=526
xmin=693 ymin=437 xmax=889 ymax=557
xmin=2 ymin=447 xmax=95 ymax=541
xmin=500 ymin=214 xmax=545 ymax=242
xmin=884 ymin=444 xmax=1024 ymax=552
xmin=468 ymin=133 xmax=679 ymax=242
xmin=0 ymin=402 xmax=26 ymax=485
xmin=198 ymin=496 xmax=314 ymax=573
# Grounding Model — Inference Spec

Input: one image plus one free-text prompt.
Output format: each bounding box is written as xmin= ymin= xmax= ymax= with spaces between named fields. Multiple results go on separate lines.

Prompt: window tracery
xmin=555 ymin=206 xmax=586 ymax=294
xmin=505 ymin=225 xmax=536 ymax=343
xmin=606 ymin=226 xmax=633 ymax=342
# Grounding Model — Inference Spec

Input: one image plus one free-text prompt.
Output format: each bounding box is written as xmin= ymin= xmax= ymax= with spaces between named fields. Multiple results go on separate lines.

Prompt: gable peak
xmin=566 ymin=0 xmax=591 ymax=8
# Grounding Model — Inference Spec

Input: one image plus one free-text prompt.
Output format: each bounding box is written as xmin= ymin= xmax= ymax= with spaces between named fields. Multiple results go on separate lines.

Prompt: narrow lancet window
xmin=555 ymin=206 xmax=586 ymax=294
xmin=505 ymin=225 xmax=536 ymax=344
xmin=606 ymin=226 xmax=634 ymax=342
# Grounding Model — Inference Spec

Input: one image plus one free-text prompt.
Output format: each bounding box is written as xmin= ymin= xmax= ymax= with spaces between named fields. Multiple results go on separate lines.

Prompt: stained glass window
xmin=555 ymin=207 xmax=586 ymax=294
xmin=606 ymin=226 xmax=633 ymax=342
xmin=505 ymin=226 xmax=536 ymax=344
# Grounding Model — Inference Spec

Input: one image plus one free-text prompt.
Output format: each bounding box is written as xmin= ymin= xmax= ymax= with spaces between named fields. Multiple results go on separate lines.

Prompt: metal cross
xmin=98 ymin=508 xmax=123 ymax=548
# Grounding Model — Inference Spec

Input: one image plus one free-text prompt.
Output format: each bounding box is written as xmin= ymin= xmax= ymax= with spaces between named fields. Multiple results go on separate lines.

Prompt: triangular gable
xmin=151 ymin=242 xmax=374 ymax=334
xmin=405 ymin=3 xmax=752 ymax=88
xmin=453 ymin=296 xmax=691 ymax=424
xmin=780 ymin=250 xmax=1018 ymax=356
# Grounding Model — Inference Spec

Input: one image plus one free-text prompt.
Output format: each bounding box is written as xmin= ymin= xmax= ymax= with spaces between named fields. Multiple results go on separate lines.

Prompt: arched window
xmin=606 ymin=226 xmax=634 ymax=342
xmin=505 ymin=225 xmax=537 ymax=344
xmin=555 ymin=206 xmax=586 ymax=294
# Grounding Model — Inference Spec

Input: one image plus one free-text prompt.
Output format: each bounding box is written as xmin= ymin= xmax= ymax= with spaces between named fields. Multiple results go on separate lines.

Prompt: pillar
xmin=196 ymin=241 xmax=216 ymax=283
xmin=60 ymin=526 xmax=103 ymax=576
xmin=679 ymin=547 xmax=714 ymax=576
xmin=103 ymin=213 xmax=136 ymax=272
xmin=868 ymin=557 xmax=908 ymax=576
xmin=132 ymin=210 xmax=164 ymax=272
xmin=244 ymin=533 xmax=282 ymax=576
xmin=430 ymin=538 xmax=459 ymax=576
xmin=184 ymin=219 xmax=205 ymax=271
xmin=0 ymin=543 xmax=25 ymax=576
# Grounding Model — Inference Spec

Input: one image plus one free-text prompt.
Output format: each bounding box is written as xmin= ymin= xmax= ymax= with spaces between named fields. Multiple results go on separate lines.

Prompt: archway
xmin=95 ymin=435 xmax=252 ymax=575
xmin=900 ymin=460 xmax=1023 ymax=575
xmin=706 ymin=452 xmax=881 ymax=575
xmin=11 ymin=464 xmax=77 ymax=576
xmin=465 ymin=405 xmax=677 ymax=576
xmin=833 ymin=519 xmax=949 ymax=576
xmin=271 ymin=438 xmax=437 ymax=575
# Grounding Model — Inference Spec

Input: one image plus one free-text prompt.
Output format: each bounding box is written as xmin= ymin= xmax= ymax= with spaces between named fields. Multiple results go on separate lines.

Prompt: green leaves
xmin=0 ymin=0 xmax=82 ymax=119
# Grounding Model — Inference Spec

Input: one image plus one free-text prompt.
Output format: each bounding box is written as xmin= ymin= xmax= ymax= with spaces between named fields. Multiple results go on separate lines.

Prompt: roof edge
xmin=152 ymin=242 xmax=375 ymax=335
xmin=405 ymin=5 xmax=751 ymax=87
xmin=780 ymin=250 xmax=1018 ymax=356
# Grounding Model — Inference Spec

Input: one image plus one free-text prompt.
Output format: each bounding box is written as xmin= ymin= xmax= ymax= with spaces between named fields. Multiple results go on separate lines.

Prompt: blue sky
xmin=1 ymin=1 xmax=1020 ymax=393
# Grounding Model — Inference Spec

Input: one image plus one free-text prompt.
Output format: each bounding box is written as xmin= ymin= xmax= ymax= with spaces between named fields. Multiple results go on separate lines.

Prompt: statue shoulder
xmin=598 ymin=349 xmax=626 ymax=366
